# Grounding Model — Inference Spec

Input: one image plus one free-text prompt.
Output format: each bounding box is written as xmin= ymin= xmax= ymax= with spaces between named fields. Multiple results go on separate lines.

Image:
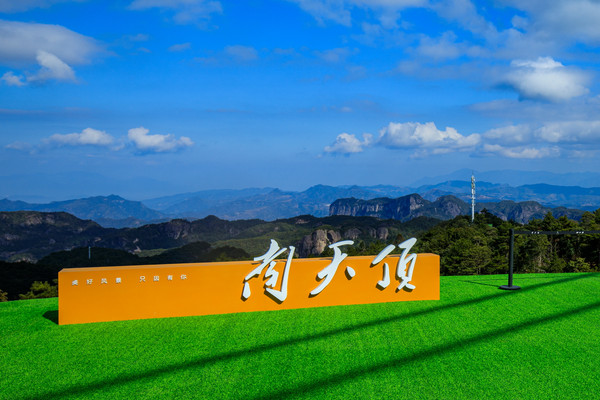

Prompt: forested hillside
xmin=0 ymin=211 xmax=440 ymax=262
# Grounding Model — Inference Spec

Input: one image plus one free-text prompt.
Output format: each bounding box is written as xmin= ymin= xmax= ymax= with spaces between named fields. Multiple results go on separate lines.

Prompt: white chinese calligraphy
xmin=371 ymin=238 xmax=417 ymax=291
xmin=242 ymin=237 xmax=419 ymax=303
xmin=242 ymin=239 xmax=294 ymax=303
xmin=310 ymin=240 xmax=354 ymax=296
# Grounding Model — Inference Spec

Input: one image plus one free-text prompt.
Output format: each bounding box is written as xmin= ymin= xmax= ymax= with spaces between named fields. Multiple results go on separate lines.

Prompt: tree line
xmin=414 ymin=208 xmax=600 ymax=275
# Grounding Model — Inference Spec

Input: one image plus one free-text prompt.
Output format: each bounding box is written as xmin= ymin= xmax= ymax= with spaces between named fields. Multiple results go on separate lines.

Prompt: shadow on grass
xmin=43 ymin=310 xmax=58 ymax=325
xmin=461 ymin=280 xmax=500 ymax=288
xmin=253 ymin=299 xmax=600 ymax=400
xmin=463 ymin=272 xmax=595 ymax=288
xmin=22 ymin=273 xmax=597 ymax=400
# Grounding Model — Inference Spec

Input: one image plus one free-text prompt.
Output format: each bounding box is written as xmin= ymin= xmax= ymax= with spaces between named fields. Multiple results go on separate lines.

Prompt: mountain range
xmin=329 ymin=194 xmax=585 ymax=223
xmin=0 ymin=211 xmax=439 ymax=262
xmin=0 ymin=195 xmax=166 ymax=228
xmin=1 ymin=180 xmax=600 ymax=227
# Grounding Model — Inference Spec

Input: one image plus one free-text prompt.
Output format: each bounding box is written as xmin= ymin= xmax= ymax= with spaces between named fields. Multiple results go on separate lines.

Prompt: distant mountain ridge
xmin=411 ymin=169 xmax=600 ymax=187
xmin=2 ymin=180 xmax=600 ymax=226
xmin=0 ymin=195 xmax=166 ymax=227
xmin=330 ymin=194 xmax=585 ymax=223
xmin=414 ymin=181 xmax=600 ymax=210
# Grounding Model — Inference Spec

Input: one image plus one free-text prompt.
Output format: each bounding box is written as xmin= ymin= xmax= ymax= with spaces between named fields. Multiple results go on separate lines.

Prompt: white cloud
xmin=0 ymin=20 xmax=102 ymax=67
xmin=482 ymin=120 xmax=600 ymax=148
xmin=289 ymin=0 xmax=600 ymax=63
xmin=1 ymin=71 xmax=25 ymax=86
xmin=46 ymin=128 xmax=115 ymax=146
xmin=431 ymin=0 xmax=497 ymax=39
xmin=224 ymin=45 xmax=258 ymax=62
xmin=31 ymin=50 xmax=76 ymax=82
xmin=128 ymin=0 xmax=222 ymax=24
xmin=168 ymin=42 xmax=191 ymax=52
xmin=324 ymin=133 xmax=372 ymax=154
xmin=328 ymin=118 xmax=600 ymax=159
xmin=541 ymin=0 xmax=600 ymax=42
xmin=482 ymin=144 xmax=560 ymax=159
xmin=0 ymin=20 xmax=104 ymax=86
xmin=413 ymin=31 xmax=488 ymax=60
xmin=500 ymin=0 xmax=600 ymax=44
xmin=4 ymin=141 xmax=34 ymax=151
xmin=128 ymin=126 xmax=193 ymax=153
xmin=378 ymin=121 xmax=480 ymax=152
xmin=482 ymin=124 xmax=533 ymax=145
xmin=534 ymin=121 xmax=600 ymax=144
xmin=503 ymin=57 xmax=589 ymax=102
xmin=415 ymin=32 xmax=461 ymax=60
xmin=3 ymin=50 xmax=78 ymax=85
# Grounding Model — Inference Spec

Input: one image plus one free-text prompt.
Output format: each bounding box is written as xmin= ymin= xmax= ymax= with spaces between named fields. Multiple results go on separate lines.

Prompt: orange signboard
xmin=58 ymin=244 xmax=439 ymax=325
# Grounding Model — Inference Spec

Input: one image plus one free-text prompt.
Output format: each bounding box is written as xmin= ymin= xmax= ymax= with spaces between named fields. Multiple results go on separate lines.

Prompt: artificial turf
xmin=1 ymin=273 xmax=599 ymax=399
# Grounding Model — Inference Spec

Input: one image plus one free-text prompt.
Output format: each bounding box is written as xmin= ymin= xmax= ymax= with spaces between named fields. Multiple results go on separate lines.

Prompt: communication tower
xmin=471 ymin=173 xmax=476 ymax=223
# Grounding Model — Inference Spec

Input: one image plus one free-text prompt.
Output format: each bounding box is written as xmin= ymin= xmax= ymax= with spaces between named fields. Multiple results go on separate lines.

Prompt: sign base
xmin=499 ymin=284 xmax=521 ymax=290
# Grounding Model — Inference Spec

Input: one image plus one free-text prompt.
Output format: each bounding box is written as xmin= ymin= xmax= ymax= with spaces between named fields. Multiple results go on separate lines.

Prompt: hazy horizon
xmin=4 ymin=168 xmax=600 ymax=203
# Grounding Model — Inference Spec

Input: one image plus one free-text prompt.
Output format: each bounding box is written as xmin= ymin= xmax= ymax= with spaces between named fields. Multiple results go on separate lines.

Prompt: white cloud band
xmin=378 ymin=121 xmax=480 ymax=151
xmin=128 ymin=126 xmax=194 ymax=153
xmin=324 ymin=133 xmax=372 ymax=154
xmin=326 ymin=118 xmax=600 ymax=159
xmin=46 ymin=128 xmax=114 ymax=146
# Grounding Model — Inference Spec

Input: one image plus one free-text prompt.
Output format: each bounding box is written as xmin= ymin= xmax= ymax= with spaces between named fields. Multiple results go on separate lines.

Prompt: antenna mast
xmin=471 ymin=173 xmax=476 ymax=223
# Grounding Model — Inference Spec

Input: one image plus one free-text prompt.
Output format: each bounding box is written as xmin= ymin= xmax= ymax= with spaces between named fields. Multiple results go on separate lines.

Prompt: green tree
xmin=567 ymin=258 xmax=592 ymax=272
xmin=19 ymin=279 xmax=58 ymax=299
xmin=444 ymin=237 xmax=492 ymax=275
xmin=546 ymin=253 xmax=567 ymax=273
xmin=0 ymin=289 xmax=7 ymax=302
xmin=580 ymin=211 xmax=597 ymax=230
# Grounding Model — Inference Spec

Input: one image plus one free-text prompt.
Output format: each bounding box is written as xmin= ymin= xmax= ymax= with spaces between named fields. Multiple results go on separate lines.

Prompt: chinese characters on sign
xmin=370 ymin=238 xmax=417 ymax=291
xmin=243 ymin=238 xmax=419 ymax=303
xmin=71 ymin=274 xmax=188 ymax=286
xmin=242 ymin=239 xmax=294 ymax=303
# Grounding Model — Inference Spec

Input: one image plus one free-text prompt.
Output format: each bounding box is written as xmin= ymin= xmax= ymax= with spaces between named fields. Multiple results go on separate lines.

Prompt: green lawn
xmin=1 ymin=273 xmax=599 ymax=399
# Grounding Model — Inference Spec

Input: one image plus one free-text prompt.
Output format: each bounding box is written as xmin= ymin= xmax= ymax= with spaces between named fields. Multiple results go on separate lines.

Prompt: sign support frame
xmin=500 ymin=229 xmax=600 ymax=291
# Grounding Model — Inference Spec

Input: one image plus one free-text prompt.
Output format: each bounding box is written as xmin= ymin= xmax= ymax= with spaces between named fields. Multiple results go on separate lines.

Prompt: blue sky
xmin=1 ymin=0 xmax=600 ymax=200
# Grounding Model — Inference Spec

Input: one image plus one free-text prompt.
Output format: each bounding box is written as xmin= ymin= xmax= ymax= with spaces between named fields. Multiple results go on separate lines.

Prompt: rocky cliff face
xmin=330 ymin=194 xmax=584 ymax=223
xmin=329 ymin=194 xmax=466 ymax=222
xmin=295 ymin=226 xmax=391 ymax=257
xmin=329 ymin=194 xmax=429 ymax=221
xmin=297 ymin=229 xmax=342 ymax=256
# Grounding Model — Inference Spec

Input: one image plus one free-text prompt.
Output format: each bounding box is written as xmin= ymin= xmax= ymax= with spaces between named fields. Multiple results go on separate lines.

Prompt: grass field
xmin=1 ymin=273 xmax=599 ymax=399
